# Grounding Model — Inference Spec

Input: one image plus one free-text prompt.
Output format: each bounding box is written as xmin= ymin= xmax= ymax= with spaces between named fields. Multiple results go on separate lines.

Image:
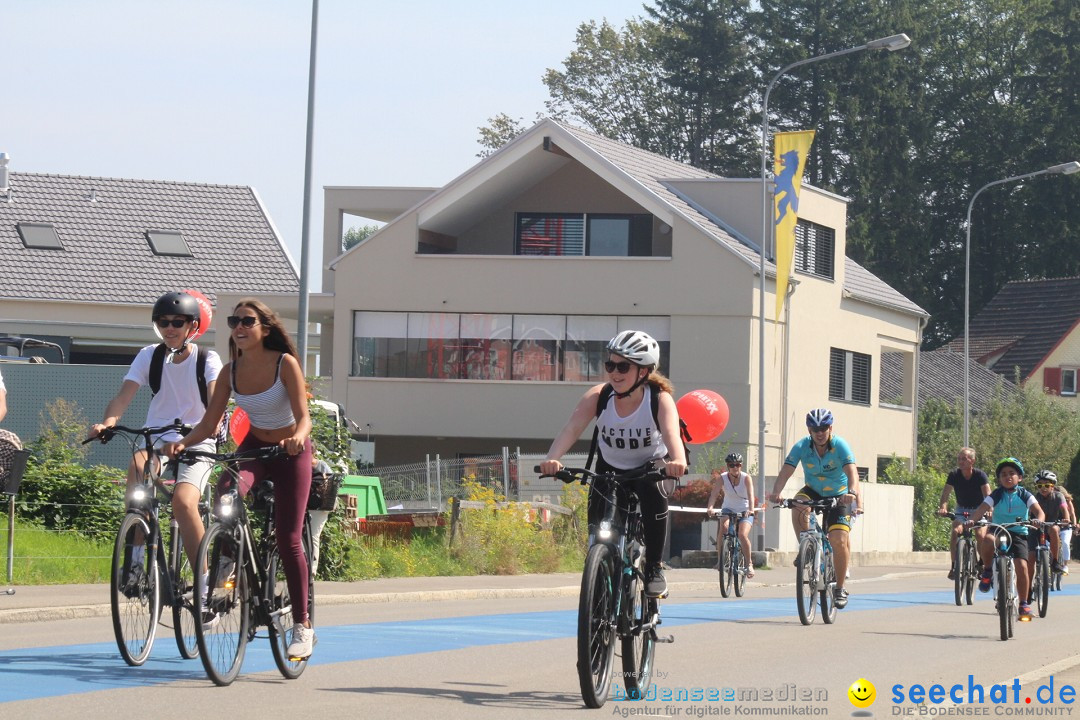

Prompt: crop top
xmin=232 ymin=354 xmax=296 ymax=430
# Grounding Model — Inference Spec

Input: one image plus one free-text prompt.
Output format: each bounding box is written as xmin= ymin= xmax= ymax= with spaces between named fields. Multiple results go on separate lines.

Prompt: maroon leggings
xmin=229 ymin=436 xmax=312 ymax=624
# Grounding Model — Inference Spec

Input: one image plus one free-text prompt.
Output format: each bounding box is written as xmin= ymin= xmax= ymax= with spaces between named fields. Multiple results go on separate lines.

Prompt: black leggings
xmin=589 ymin=458 xmax=670 ymax=566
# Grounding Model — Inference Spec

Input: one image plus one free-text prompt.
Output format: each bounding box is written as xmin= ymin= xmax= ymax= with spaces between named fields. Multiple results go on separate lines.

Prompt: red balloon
xmin=229 ymin=407 xmax=250 ymax=444
xmin=676 ymin=389 xmax=729 ymax=444
xmin=182 ymin=289 xmax=213 ymax=340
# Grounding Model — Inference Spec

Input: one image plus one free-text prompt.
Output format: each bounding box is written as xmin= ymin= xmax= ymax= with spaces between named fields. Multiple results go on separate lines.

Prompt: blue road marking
xmin=1 ymin=584 xmax=1075 ymax=703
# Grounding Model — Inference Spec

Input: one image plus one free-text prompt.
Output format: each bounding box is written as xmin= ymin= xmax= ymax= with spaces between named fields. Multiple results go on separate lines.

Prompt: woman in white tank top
xmin=705 ymin=453 xmax=757 ymax=578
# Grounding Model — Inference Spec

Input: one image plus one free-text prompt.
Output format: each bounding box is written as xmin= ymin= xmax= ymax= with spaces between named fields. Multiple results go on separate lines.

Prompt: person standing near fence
xmin=163 ymin=298 xmax=315 ymax=659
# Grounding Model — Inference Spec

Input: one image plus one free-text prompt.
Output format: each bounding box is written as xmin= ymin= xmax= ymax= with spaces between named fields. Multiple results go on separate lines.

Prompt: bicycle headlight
xmin=998 ymin=534 xmax=1009 ymax=550
xmin=219 ymin=494 xmax=235 ymax=518
xmin=598 ymin=521 xmax=613 ymax=540
xmin=131 ymin=487 xmax=147 ymax=503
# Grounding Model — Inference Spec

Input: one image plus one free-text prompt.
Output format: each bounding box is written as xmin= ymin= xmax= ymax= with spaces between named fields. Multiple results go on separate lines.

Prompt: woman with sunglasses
xmin=88 ymin=291 xmax=222 ymax=588
xmin=163 ymin=298 xmax=315 ymax=659
xmin=540 ymin=330 xmax=686 ymax=598
xmin=706 ymin=452 xmax=756 ymax=579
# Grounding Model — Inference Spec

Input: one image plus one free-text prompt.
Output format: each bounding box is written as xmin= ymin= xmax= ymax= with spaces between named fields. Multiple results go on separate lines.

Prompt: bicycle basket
xmin=0 ymin=430 xmax=28 ymax=496
xmin=308 ymin=471 xmax=343 ymax=511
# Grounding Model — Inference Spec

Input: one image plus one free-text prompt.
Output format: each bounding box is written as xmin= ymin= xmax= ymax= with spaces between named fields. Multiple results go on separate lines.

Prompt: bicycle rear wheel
xmin=795 ymin=538 xmax=817 ymax=626
xmin=733 ymin=544 xmax=748 ymax=598
xmin=619 ymin=557 xmax=655 ymax=700
xmin=195 ymin=522 xmax=250 ymax=686
xmin=964 ymin=547 xmax=978 ymax=605
xmin=169 ymin=524 xmax=199 ymax=660
xmin=577 ymin=543 xmax=617 ymax=708
xmin=1036 ymin=550 xmax=1050 ymax=618
xmin=268 ymin=523 xmax=315 ymax=678
xmin=954 ymin=537 xmax=968 ymax=607
xmin=718 ymin=537 xmax=734 ymax=598
xmin=820 ymin=551 xmax=838 ymax=624
xmin=110 ymin=513 xmax=161 ymax=666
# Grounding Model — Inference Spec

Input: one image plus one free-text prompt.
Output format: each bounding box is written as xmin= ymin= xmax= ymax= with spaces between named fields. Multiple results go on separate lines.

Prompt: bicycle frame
xmin=777 ymin=497 xmax=843 ymax=626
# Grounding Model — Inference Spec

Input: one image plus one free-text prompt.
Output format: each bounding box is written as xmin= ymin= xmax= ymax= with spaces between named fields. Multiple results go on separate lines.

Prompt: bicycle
xmin=1032 ymin=520 xmax=1070 ymax=615
xmin=710 ymin=509 xmax=759 ymax=598
xmin=776 ymin=497 xmax=848 ymax=626
xmin=536 ymin=464 xmax=674 ymax=709
xmin=943 ymin=511 xmax=981 ymax=606
xmin=181 ymin=445 xmax=315 ymax=686
xmin=1053 ymin=527 xmax=1071 ymax=592
xmin=977 ymin=519 xmax=1034 ymax=641
xmin=84 ymin=422 xmax=208 ymax=666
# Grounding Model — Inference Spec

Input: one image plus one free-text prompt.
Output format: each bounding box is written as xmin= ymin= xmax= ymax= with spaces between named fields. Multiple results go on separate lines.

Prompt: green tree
xmin=342 ymin=224 xmax=381 ymax=252
xmin=476 ymin=113 xmax=529 ymax=158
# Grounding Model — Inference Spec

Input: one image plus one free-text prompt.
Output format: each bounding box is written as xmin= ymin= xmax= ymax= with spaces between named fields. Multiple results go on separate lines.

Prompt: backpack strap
xmin=148 ymin=343 xmax=168 ymax=396
xmin=195 ymin=346 xmax=209 ymax=407
xmin=586 ymin=384 xmax=616 ymax=471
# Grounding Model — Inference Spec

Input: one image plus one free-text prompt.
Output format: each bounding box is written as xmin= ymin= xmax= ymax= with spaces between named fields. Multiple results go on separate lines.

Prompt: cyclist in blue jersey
xmin=767 ymin=408 xmax=861 ymax=609
xmin=964 ymin=457 xmax=1044 ymax=621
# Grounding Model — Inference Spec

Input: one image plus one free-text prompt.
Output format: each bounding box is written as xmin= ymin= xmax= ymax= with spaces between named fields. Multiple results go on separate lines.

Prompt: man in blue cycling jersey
xmin=768 ymin=408 xmax=861 ymax=609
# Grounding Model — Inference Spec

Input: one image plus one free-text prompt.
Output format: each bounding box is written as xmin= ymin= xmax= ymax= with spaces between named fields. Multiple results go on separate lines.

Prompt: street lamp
xmin=961 ymin=160 xmax=1080 ymax=446
xmin=757 ymin=33 xmax=911 ymax=540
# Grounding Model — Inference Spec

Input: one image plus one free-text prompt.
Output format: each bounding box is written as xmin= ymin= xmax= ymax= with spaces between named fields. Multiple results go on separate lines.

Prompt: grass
xmin=0 ymin=521 xmax=113 ymax=584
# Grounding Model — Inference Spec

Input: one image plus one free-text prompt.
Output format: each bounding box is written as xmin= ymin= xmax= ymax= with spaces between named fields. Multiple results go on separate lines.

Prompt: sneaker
xmin=122 ymin=564 xmax=146 ymax=599
xmin=833 ymin=586 xmax=849 ymax=609
xmin=1018 ymin=603 xmax=1033 ymax=621
xmin=947 ymin=566 xmax=956 ymax=581
xmin=286 ymin=623 xmax=316 ymax=659
xmin=1052 ymin=561 xmax=1064 ymax=574
xmin=747 ymin=568 xmax=755 ymax=579
xmin=201 ymin=610 xmax=220 ymax=630
xmin=1063 ymin=565 xmax=1070 ymax=576
xmin=213 ymin=557 xmax=236 ymax=589
xmin=978 ymin=569 xmax=993 ymax=593
xmin=645 ymin=564 xmax=667 ymax=598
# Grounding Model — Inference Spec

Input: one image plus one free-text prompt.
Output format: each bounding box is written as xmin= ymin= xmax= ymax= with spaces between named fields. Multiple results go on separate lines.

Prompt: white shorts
xmin=153 ymin=437 xmax=215 ymax=493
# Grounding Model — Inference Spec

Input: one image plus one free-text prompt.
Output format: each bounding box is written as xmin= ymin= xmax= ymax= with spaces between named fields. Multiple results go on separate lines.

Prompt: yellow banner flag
xmin=773 ymin=130 xmax=815 ymax=321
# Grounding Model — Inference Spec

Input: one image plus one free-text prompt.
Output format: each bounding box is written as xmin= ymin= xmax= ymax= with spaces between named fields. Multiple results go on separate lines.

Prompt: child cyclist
xmin=87 ymin=291 xmax=221 ymax=589
xmin=163 ymin=298 xmax=315 ymax=659
xmin=965 ymin=457 xmax=1045 ymax=621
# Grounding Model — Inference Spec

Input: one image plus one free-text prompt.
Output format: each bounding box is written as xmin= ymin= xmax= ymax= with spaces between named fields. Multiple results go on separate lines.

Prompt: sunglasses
xmin=727 ymin=463 xmax=741 ymax=468
xmin=604 ymin=360 xmax=635 ymax=374
xmin=155 ymin=318 xmax=189 ymax=329
xmin=227 ymin=315 xmax=260 ymax=329
xmin=1036 ymin=483 xmax=1055 ymax=489
xmin=809 ymin=425 xmax=831 ymax=433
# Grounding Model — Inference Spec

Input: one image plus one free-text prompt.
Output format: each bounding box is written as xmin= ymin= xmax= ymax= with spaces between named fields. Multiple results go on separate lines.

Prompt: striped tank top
xmin=232 ymin=354 xmax=296 ymax=430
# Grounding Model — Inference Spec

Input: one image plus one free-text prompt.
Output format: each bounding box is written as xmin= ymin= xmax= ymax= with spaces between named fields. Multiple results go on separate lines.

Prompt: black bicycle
xmin=84 ymin=422 xmax=208 ymax=666
xmin=536 ymin=465 xmax=674 ymax=709
xmin=944 ymin=511 xmax=981 ymax=606
xmin=710 ymin=509 xmax=756 ymax=598
xmin=1031 ymin=520 xmax=1070 ymax=616
xmin=181 ymin=446 xmax=315 ymax=686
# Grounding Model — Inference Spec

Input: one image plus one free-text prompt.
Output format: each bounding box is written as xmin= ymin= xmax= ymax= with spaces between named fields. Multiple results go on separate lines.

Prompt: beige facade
xmin=318 ymin=119 xmax=926 ymax=495
xmin=1038 ymin=325 xmax=1080 ymax=407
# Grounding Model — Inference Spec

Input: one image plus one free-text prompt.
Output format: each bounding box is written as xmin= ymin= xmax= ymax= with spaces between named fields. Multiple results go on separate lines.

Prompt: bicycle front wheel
xmin=718 ymin=537 xmax=734 ymax=598
xmin=195 ymin=522 xmax=250 ymax=686
xmin=795 ymin=538 xmax=817 ymax=626
xmin=110 ymin=513 xmax=161 ymax=666
xmin=996 ymin=557 xmax=1011 ymax=641
xmin=577 ymin=543 xmax=617 ymax=708
xmin=619 ymin=560 xmax=655 ymax=700
xmin=963 ymin=545 xmax=978 ymax=605
xmin=954 ymin=537 xmax=968 ymax=607
xmin=268 ymin=521 xmax=315 ymax=679
xmin=1036 ymin=550 xmax=1050 ymax=618
xmin=734 ymin=544 xmax=748 ymax=598
xmin=820 ymin=550 xmax=838 ymax=624
xmin=169 ymin=524 xmax=199 ymax=660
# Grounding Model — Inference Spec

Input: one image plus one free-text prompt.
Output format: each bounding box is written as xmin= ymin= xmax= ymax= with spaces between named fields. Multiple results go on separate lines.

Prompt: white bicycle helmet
xmin=606 ymin=330 xmax=660 ymax=367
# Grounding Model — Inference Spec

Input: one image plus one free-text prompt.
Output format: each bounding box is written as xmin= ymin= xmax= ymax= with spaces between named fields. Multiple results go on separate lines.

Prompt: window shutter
xmin=1044 ymin=367 xmax=1062 ymax=394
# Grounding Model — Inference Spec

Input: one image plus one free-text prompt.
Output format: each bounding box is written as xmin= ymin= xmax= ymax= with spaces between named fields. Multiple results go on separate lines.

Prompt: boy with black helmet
xmin=88 ymin=291 xmax=222 ymax=589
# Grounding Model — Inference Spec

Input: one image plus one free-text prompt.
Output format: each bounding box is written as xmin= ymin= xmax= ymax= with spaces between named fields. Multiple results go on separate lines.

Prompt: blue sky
xmin=7 ymin=0 xmax=644 ymax=290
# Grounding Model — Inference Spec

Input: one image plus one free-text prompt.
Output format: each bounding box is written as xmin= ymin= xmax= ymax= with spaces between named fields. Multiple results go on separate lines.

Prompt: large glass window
xmin=516 ymin=213 xmax=652 ymax=256
xmin=351 ymin=312 xmax=669 ymax=381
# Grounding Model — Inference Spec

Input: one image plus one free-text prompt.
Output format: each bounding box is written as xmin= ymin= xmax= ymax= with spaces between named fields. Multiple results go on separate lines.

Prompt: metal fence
xmin=373 ymin=448 xmax=518 ymax=511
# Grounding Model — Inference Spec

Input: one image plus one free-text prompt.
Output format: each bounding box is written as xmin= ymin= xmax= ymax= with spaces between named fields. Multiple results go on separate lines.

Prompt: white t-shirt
xmin=720 ymin=471 xmax=752 ymax=513
xmin=0 ymin=367 xmax=5 ymax=392
xmin=596 ymin=385 xmax=669 ymax=471
xmin=124 ymin=343 xmax=222 ymax=442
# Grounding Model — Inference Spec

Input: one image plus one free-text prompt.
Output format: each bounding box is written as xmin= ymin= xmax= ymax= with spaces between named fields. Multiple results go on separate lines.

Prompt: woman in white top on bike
xmin=706 ymin=453 xmax=756 ymax=578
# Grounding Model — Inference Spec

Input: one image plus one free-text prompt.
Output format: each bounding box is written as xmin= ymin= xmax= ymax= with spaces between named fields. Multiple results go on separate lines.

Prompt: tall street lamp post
xmin=757 ymin=34 xmax=911 ymax=536
xmin=962 ymin=160 xmax=1080 ymax=446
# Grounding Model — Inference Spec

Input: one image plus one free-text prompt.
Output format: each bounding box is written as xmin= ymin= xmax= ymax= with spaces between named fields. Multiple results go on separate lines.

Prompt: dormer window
xmin=146 ymin=230 xmax=192 ymax=257
xmin=515 ymin=213 xmax=653 ymax=257
xmin=16 ymin=222 xmax=64 ymax=250
xmin=794 ymin=219 xmax=835 ymax=280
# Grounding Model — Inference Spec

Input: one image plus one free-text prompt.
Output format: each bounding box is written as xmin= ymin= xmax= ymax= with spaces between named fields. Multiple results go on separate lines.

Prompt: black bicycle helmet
xmin=152 ymin=291 xmax=199 ymax=321
xmin=725 ymin=452 xmax=743 ymax=465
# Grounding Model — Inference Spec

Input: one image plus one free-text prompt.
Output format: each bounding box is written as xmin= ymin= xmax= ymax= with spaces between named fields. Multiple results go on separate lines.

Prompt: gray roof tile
xmin=882 ymin=348 xmax=1017 ymax=412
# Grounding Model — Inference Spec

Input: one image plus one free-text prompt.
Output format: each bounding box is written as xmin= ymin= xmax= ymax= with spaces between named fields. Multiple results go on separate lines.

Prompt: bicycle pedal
xmin=654 ymin=634 xmax=675 ymax=644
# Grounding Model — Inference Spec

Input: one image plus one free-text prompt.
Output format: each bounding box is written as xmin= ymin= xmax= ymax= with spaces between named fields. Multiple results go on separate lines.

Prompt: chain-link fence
xmin=372 ymin=449 xmax=519 ymax=511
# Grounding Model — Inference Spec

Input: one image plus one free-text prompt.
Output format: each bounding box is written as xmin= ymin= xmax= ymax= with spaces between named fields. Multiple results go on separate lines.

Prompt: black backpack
xmin=148 ymin=343 xmax=228 ymax=446
xmin=586 ymin=383 xmax=691 ymax=471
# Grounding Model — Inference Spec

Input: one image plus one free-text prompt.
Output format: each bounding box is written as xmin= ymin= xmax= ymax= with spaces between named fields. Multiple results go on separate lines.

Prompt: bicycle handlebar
xmin=774 ymin=496 xmax=848 ymax=511
xmin=534 ymin=465 xmax=670 ymax=485
xmin=179 ymin=445 xmax=286 ymax=465
xmin=82 ymin=421 xmax=192 ymax=445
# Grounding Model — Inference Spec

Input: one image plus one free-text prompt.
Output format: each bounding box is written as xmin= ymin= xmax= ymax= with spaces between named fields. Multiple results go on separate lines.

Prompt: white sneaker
xmin=286 ymin=623 xmax=315 ymax=659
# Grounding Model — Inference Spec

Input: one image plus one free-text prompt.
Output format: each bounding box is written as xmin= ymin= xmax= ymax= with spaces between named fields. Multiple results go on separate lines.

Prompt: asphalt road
xmin=3 ymin=569 xmax=1080 ymax=720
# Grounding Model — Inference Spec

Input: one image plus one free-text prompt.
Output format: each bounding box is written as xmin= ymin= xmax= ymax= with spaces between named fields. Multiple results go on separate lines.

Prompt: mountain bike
xmin=978 ymin=520 xmax=1034 ymax=641
xmin=85 ymin=422 xmax=208 ymax=666
xmin=776 ymin=497 xmax=848 ymax=626
xmin=944 ymin=511 xmax=980 ymax=606
xmin=1032 ymin=520 xmax=1070 ymax=615
xmin=182 ymin=446 xmax=316 ymax=686
xmin=710 ymin=509 xmax=757 ymax=598
xmin=536 ymin=464 xmax=674 ymax=709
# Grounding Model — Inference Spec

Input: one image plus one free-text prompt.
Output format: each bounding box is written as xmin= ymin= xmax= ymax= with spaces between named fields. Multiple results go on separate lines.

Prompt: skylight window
xmin=16 ymin=223 xmax=64 ymax=250
xmin=146 ymin=230 xmax=192 ymax=257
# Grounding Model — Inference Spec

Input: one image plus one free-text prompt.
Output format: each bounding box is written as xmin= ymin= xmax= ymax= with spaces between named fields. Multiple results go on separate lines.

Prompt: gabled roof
xmin=946 ymin=277 xmax=1080 ymax=381
xmin=881 ymin=348 xmax=1017 ymax=412
xmin=0 ymin=171 xmax=298 ymax=306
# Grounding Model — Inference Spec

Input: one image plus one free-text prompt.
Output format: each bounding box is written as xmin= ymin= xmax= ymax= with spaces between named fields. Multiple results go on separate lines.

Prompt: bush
xmin=669 ymin=478 xmax=712 ymax=529
xmin=451 ymin=480 xmax=561 ymax=574
xmin=879 ymin=458 xmax=950 ymax=551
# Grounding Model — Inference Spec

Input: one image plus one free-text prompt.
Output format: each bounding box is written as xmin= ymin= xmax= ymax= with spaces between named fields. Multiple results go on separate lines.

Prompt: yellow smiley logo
xmin=848 ymin=678 xmax=876 ymax=708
